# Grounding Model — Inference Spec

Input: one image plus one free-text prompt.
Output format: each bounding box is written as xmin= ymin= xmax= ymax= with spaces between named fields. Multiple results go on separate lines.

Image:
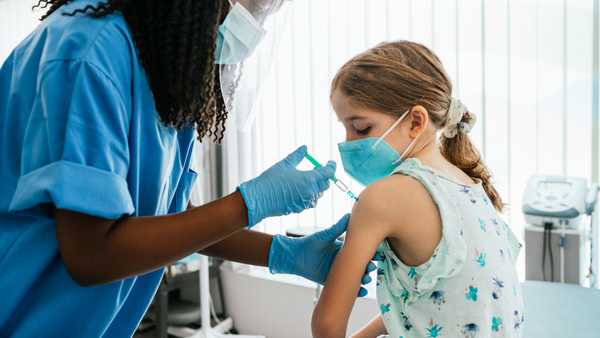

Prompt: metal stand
xmin=186 ymin=255 xmax=264 ymax=338
xmin=559 ymin=221 xmax=567 ymax=283
xmin=592 ymin=210 xmax=599 ymax=288
xmin=586 ymin=183 xmax=600 ymax=288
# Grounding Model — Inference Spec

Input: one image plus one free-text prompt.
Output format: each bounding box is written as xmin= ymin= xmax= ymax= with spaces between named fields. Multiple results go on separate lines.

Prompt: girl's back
xmin=376 ymin=158 xmax=523 ymax=338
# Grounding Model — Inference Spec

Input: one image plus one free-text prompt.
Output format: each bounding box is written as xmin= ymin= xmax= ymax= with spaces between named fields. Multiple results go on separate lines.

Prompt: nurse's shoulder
xmin=31 ymin=1 xmax=136 ymax=95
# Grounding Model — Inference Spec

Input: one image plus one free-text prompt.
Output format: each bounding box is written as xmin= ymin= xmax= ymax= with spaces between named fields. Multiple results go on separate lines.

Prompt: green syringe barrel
xmin=305 ymin=152 xmax=358 ymax=202
xmin=305 ymin=153 xmax=339 ymax=183
xmin=304 ymin=153 xmax=321 ymax=167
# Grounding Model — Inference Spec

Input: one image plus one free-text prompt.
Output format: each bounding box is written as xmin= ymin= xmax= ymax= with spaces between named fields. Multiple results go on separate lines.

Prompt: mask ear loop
xmin=392 ymin=135 xmax=420 ymax=165
xmin=372 ymin=110 xmax=410 ymax=150
xmin=391 ymin=110 xmax=429 ymax=165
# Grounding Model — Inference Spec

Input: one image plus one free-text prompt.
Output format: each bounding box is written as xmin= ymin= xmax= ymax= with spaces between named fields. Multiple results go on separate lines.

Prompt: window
xmin=0 ymin=0 xmax=38 ymax=62
xmin=222 ymin=0 xmax=599 ymax=276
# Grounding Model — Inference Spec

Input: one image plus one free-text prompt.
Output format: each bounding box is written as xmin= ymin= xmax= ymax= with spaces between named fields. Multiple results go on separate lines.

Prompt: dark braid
xmin=33 ymin=0 xmax=230 ymax=142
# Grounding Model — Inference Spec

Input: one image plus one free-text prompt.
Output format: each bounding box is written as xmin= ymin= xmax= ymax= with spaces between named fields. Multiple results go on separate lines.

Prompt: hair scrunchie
xmin=442 ymin=98 xmax=476 ymax=138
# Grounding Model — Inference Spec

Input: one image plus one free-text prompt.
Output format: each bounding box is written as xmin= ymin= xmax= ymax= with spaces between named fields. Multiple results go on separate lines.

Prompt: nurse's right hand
xmin=238 ymin=145 xmax=335 ymax=228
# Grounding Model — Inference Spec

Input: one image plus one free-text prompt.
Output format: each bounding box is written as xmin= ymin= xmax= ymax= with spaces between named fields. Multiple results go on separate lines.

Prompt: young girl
xmin=312 ymin=41 xmax=523 ymax=338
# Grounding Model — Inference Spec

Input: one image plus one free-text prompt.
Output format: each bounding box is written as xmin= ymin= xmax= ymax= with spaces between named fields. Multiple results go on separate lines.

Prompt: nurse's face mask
xmin=216 ymin=2 xmax=267 ymax=65
xmin=338 ymin=110 xmax=424 ymax=186
xmin=217 ymin=0 xmax=291 ymax=131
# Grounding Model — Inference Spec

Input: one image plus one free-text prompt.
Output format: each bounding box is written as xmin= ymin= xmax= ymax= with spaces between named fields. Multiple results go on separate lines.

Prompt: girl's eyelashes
xmin=355 ymin=126 xmax=372 ymax=135
xmin=348 ymin=118 xmax=372 ymax=136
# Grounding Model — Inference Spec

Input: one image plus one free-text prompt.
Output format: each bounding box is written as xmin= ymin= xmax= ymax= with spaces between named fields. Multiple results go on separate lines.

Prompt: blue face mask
xmin=215 ymin=3 xmax=266 ymax=65
xmin=338 ymin=111 xmax=421 ymax=186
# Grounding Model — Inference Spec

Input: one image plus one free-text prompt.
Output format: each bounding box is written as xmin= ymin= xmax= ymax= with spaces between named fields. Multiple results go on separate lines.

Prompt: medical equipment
xmin=522 ymin=175 xmax=599 ymax=287
xmin=304 ymin=153 xmax=359 ymax=202
xmin=522 ymin=176 xmax=589 ymax=228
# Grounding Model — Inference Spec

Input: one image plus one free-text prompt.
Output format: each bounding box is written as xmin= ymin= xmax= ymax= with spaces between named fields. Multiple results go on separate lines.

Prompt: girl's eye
xmin=356 ymin=126 xmax=372 ymax=135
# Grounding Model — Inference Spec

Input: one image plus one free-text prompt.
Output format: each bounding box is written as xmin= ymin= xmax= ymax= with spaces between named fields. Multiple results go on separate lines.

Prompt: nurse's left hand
xmin=268 ymin=214 xmax=377 ymax=297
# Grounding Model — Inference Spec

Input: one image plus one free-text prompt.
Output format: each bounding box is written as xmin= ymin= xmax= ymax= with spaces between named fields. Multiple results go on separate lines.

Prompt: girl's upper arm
xmin=312 ymin=179 xmax=406 ymax=338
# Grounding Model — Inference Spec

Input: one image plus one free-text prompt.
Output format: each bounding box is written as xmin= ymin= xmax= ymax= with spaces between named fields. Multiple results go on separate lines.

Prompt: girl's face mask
xmin=338 ymin=110 xmax=422 ymax=186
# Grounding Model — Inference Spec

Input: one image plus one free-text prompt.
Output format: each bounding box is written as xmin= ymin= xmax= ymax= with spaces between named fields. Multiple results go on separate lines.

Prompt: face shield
xmin=216 ymin=0 xmax=291 ymax=131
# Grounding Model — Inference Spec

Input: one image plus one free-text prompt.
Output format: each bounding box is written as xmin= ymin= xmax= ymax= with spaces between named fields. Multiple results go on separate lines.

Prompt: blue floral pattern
xmin=426 ymin=320 xmax=443 ymax=338
xmin=375 ymin=158 xmax=524 ymax=337
xmin=430 ymin=290 xmax=446 ymax=309
xmin=380 ymin=303 xmax=391 ymax=314
xmin=466 ymin=285 xmax=479 ymax=301
xmin=478 ymin=218 xmax=487 ymax=232
xmin=492 ymin=316 xmax=503 ymax=332
xmin=475 ymin=250 xmax=487 ymax=267
xmin=461 ymin=323 xmax=479 ymax=338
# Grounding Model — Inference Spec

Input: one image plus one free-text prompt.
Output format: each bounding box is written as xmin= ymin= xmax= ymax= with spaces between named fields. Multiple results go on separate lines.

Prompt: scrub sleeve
xmin=9 ymin=60 xmax=133 ymax=220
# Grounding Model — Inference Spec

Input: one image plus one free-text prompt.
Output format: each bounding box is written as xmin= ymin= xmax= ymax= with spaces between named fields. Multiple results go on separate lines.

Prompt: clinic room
xmin=1 ymin=0 xmax=600 ymax=337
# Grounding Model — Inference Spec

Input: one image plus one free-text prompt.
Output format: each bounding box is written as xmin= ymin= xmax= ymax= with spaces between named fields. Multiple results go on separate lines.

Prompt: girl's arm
xmin=351 ymin=315 xmax=387 ymax=338
xmin=311 ymin=182 xmax=399 ymax=338
xmin=312 ymin=174 xmax=430 ymax=338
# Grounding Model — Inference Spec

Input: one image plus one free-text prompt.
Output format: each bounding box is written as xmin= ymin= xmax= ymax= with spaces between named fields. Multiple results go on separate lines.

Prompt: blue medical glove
xmin=238 ymin=145 xmax=335 ymax=228
xmin=268 ymin=214 xmax=378 ymax=297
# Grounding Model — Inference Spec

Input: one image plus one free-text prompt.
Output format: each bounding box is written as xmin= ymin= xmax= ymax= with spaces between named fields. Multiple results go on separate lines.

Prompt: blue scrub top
xmin=0 ymin=1 xmax=198 ymax=336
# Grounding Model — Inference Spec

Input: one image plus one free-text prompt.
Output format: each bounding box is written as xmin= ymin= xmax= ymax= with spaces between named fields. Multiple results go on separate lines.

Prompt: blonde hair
xmin=332 ymin=40 xmax=503 ymax=211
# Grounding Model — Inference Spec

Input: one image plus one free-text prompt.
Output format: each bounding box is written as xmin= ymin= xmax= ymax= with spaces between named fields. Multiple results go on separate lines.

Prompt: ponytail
xmin=440 ymin=111 xmax=504 ymax=211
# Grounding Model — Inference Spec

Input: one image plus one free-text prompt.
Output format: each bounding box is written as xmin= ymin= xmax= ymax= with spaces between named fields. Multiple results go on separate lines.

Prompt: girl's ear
xmin=408 ymin=105 xmax=429 ymax=138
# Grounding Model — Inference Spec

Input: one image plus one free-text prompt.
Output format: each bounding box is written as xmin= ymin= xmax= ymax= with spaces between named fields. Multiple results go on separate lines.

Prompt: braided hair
xmin=33 ymin=0 xmax=230 ymax=142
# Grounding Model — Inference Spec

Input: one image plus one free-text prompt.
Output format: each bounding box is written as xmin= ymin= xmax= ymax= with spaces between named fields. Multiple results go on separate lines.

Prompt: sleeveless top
xmin=376 ymin=158 xmax=524 ymax=338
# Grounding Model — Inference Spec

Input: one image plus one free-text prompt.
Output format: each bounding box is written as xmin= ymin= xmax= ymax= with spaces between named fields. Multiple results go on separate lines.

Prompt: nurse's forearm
xmin=55 ymin=192 xmax=249 ymax=286
xmin=198 ymin=230 xmax=272 ymax=267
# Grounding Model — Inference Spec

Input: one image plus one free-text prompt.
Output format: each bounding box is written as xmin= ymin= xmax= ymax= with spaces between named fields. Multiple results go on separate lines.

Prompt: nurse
xmin=0 ymin=0 xmax=373 ymax=336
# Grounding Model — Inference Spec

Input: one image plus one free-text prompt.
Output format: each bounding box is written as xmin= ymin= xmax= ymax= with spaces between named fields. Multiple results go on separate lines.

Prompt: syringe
xmin=305 ymin=153 xmax=359 ymax=202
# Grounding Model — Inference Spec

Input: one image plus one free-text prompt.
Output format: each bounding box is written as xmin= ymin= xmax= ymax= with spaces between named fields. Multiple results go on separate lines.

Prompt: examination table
xmin=522 ymin=281 xmax=600 ymax=337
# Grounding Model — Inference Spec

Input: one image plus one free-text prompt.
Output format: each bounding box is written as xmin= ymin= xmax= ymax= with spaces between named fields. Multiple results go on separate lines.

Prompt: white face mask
xmin=215 ymin=3 xmax=267 ymax=65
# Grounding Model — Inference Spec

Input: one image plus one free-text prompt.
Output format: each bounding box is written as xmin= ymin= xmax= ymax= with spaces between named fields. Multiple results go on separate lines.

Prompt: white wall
xmin=0 ymin=0 xmax=39 ymax=63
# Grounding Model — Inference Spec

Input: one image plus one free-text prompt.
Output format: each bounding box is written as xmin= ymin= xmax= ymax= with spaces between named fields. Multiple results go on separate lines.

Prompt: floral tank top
xmin=376 ymin=158 xmax=524 ymax=338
